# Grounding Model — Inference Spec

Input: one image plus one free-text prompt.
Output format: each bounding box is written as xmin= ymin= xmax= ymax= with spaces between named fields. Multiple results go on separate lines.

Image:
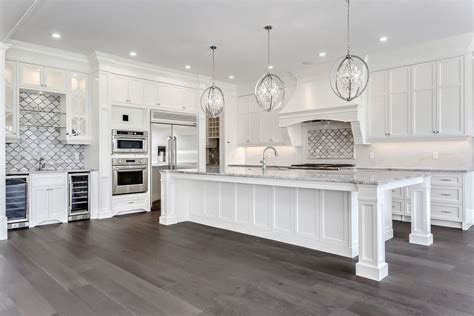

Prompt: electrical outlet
xmin=369 ymin=152 xmax=375 ymax=159
xmin=432 ymin=152 xmax=439 ymax=160
xmin=74 ymin=152 xmax=80 ymax=161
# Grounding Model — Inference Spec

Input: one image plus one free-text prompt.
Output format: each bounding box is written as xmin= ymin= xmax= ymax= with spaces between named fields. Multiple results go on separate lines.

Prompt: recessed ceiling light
xmin=318 ymin=52 xmax=327 ymax=57
xmin=185 ymin=65 xmax=191 ymax=69
xmin=379 ymin=36 xmax=388 ymax=42
xmin=267 ymin=65 xmax=273 ymax=70
xmin=51 ymin=32 xmax=61 ymax=39
xmin=228 ymin=75 xmax=234 ymax=79
xmin=129 ymin=51 xmax=137 ymax=57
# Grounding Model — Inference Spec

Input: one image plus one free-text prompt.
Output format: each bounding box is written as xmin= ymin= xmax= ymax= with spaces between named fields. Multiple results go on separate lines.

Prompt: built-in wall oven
xmin=112 ymin=130 xmax=148 ymax=154
xmin=112 ymin=158 xmax=148 ymax=195
xmin=68 ymin=172 xmax=90 ymax=221
xmin=6 ymin=175 xmax=29 ymax=229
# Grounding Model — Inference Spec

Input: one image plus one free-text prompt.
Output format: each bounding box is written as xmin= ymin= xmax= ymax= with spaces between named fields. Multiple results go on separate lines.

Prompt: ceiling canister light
xmin=330 ymin=0 xmax=369 ymax=102
xmin=254 ymin=25 xmax=285 ymax=112
xmin=200 ymin=46 xmax=225 ymax=118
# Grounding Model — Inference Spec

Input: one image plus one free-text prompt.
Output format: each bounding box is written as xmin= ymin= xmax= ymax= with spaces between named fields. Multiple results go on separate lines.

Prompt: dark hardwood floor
xmin=0 ymin=212 xmax=473 ymax=316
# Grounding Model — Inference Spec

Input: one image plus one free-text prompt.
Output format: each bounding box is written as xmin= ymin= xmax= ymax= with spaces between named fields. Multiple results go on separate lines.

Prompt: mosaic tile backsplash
xmin=307 ymin=127 xmax=354 ymax=159
xmin=6 ymin=92 xmax=85 ymax=171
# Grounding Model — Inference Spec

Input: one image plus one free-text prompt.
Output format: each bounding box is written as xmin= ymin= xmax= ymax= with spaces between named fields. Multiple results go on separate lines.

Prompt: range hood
xmin=278 ymin=104 xmax=367 ymax=145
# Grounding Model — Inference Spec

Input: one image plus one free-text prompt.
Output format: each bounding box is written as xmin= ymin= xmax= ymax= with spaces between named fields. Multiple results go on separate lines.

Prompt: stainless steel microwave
xmin=112 ymin=130 xmax=148 ymax=154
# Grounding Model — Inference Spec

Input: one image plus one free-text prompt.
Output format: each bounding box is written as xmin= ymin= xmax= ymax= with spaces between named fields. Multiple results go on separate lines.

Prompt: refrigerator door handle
xmin=167 ymin=136 xmax=173 ymax=169
xmin=173 ymin=136 xmax=177 ymax=169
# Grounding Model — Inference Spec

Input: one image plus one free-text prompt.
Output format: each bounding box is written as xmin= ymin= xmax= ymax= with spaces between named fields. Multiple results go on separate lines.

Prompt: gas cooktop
xmin=289 ymin=163 xmax=355 ymax=171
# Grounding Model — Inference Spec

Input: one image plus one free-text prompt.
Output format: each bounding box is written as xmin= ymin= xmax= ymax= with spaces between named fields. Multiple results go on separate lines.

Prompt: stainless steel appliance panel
xmin=112 ymin=158 xmax=148 ymax=195
xmin=173 ymin=124 xmax=198 ymax=169
xmin=68 ymin=172 xmax=90 ymax=221
xmin=112 ymin=130 xmax=148 ymax=154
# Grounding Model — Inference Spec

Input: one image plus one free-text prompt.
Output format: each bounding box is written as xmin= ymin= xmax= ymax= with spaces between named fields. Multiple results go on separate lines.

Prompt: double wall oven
xmin=112 ymin=158 xmax=148 ymax=195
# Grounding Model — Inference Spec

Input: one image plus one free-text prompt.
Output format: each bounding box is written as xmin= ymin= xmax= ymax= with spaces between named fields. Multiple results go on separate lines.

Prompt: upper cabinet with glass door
xmin=19 ymin=62 xmax=66 ymax=94
xmin=5 ymin=60 xmax=19 ymax=143
xmin=60 ymin=71 xmax=90 ymax=144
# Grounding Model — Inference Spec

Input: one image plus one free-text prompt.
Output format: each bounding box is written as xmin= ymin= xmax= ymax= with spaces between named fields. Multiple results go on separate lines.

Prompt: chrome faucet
xmin=260 ymin=146 xmax=279 ymax=170
xmin=38 ymin=157 xmax=46 ymax=171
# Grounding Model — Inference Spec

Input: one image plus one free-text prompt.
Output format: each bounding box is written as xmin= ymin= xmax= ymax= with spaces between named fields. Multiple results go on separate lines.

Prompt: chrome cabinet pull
xmin=440 ymin=210 xmax=452 ymax=214
xmin=440 ymin=179 xmax=451 ymax=181
xmin=440 ymin=193 xmax=452 ymax=196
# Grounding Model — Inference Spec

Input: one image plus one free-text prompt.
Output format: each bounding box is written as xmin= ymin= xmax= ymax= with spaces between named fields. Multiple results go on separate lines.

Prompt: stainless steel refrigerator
xmin=150 ymin=110 xmax=198 ymax=203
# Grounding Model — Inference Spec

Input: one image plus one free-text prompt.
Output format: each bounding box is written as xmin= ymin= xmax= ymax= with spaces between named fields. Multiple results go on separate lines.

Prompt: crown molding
xmin=0 ymin=43 xmax=10 ymax=52
xmin=6 ymin=39 xmax=89 ymax=63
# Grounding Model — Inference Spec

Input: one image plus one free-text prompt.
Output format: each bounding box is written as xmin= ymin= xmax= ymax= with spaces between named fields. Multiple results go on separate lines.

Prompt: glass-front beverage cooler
xmin=6 ymin=175 xmax=29 ymax=229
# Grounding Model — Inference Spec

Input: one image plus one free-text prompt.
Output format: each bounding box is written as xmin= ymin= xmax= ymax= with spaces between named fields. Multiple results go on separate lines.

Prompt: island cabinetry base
xmin=161 ymin=174 xmax=359 ymax=258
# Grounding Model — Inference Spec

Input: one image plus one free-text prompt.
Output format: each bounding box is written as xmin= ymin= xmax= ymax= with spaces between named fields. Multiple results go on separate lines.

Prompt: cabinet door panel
xmin=128 ymin=78 xmax=144 ymax=105
xmin=68 ymin=72 xmax=89 ymax=139
xmin=50 ymin=186 xmax=67 ymax=219
xmin=19 ymin=63 xmax=42 ymax=89
xmin=412 ymin=62 xmax=436 ymax=136
xmin=143 ymin=81 xmax=159 ymax=107
xmin=182 ymin=88 xmax=196 ymax=113
xmin=158 ymin=83 xmax=173 ymax=108
xmin=171 ymin=86 xmax=184 ymax=110
xmin=388 ymin=67 xmax=410 ymax=137
xmin=31 ymin=187 xmax=50 ymax=222
xmin=249 ymin=112 xmax=261 ymax=143
xmin=43 ymin=67 xmax=66 ymax=92
xmin=110 ymin=74 xmax=129 ymax=104
xmin=5 ymin=61 xmax=17 ymax=139
xmin=437 ymin=57 xmax=464 ymax=136
xmin=237 ymin=113 xmax=249 ymax=144
xmin=368 ymin=71 xmax=388 ymax=138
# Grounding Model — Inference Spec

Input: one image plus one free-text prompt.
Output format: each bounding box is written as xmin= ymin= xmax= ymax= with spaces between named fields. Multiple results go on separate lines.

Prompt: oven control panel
xmin=112 ymin=158 xmax=148 ymax=166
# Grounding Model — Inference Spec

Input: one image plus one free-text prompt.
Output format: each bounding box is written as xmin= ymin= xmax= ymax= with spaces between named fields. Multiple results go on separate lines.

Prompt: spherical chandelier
xmin=201 ymin=46 xmax=224 ymax=118
xmin=255 ymin=25 xmax=285 ymax=112
xmin=330 ymin=0 xmax=369 ymax=102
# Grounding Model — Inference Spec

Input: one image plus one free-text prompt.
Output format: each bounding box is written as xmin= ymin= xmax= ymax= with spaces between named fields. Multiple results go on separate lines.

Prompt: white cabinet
xmin=110 ymin=74 xmax=144 ymax=105
xmin=19 ymin=63 xmax=66 ymax=93
xmin=437 ymin=57 xmax=464 ymax=136
xmin=368 ymin=71 xmax=389 ymax=138
xmin=5 ymin=60 xmax=19 ymax=143
xmin=388 ymin=66 xmax=411 ymax=137
xmin=61 ymin=71 xmax=90 ymax=144
xmin=368 ymin=66 xmax=411 ymax=139
xmin=143 ymin=81 xmax=160 ymax=107
xmin=30 ymin=173 xmax=68 ymax=227
xmin=412 ymin=62 xmax=436 ymax=137
xmin=236 ymin=95 xmax=287 ymax=146
xmin=368 ymin=56 xmax=466 ymax=141
xmin=111 ymin=75 xmax=196 ymax=113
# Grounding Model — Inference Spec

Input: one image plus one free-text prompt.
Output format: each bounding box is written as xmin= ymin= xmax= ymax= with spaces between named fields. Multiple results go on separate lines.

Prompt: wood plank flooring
xmin=0 ymin=212 xmax=473 ymax=316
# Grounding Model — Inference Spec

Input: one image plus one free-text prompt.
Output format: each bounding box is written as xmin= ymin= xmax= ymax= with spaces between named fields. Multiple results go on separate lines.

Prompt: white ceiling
xmin=2 ymin=0 xmax=473 ymax=86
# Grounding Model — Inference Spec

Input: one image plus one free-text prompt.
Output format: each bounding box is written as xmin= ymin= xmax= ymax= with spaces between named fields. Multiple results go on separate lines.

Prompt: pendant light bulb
xmin=200 ymin=45 xmax=225 ymax=118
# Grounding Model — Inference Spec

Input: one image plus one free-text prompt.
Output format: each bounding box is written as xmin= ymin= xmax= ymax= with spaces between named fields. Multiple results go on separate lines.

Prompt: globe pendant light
xmin=255 ymin=25 xmax=285 ymax=112
xmin=330 ymin=0 xmax=369 ymax=102
xmin=201 ymin=46 xmax=225 ymax=118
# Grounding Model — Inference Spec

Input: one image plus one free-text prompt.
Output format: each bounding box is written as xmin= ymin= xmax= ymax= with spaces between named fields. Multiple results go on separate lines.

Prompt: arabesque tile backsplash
xmin=6 ymin=92 xmax=85 ymax=172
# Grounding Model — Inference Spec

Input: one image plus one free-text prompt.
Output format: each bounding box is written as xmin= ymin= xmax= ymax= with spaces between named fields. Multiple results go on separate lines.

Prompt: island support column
xmin=356 ymin=185 xmax=388 ymax=281
xmin=409 ymin=176 xmax=433 ymax=246
xmin=159 ymin=172 xmax=178 ymax=225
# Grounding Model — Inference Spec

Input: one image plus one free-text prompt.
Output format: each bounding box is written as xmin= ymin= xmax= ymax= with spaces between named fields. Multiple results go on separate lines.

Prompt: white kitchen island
xmin=160 ymin=167 xmax=433 ymax=281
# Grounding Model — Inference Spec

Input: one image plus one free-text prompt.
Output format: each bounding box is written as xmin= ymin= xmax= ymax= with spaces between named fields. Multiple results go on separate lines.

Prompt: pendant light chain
xmin=210 ymin=45 xmax=216 ymax=85
xmin=200 ymin=45 xmax=224 ymax=118
xmin=267 ymin=27 xmax=271 ymax=68
xmin=346 ymin=0 xmax=350 ymax=55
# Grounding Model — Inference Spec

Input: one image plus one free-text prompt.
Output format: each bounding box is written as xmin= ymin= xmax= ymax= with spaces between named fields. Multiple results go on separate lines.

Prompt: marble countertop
xmin=6 ymin=169 xmax=93 ymax=175
xmin=227 ymin=164 xmax=472 ymax=173
xmin=163 ymin=167 xmax=432 ymax=185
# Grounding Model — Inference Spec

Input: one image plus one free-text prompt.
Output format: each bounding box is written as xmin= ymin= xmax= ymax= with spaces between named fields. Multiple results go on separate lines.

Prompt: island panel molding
xmin=160 ymin=169 xmax=434 ymax=281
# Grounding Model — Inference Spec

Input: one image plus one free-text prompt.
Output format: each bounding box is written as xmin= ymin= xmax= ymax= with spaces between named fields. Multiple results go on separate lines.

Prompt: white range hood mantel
xmin=278 ymin=104 xmax=367 ymax=145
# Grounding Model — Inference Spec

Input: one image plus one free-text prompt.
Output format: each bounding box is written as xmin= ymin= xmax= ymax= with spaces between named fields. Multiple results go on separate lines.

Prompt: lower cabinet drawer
xmin=431 ymin=204 xmax=462 ymax=221
xmin=112 ymin=194 xmax=148 ymax=213
xmin=432 ymin=174 xmax=463 ymax=187
xmin=392 ymin=188 xmax=403 ymax=199
xmin=431 ymin=187 xmax=462 ymax=204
